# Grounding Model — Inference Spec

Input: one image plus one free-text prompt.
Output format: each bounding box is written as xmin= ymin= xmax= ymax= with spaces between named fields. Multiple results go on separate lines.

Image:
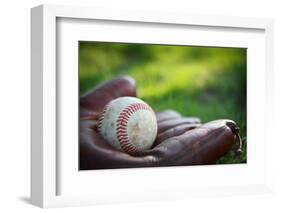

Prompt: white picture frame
xmin=31 ymin=4 xmax=274 ymax=208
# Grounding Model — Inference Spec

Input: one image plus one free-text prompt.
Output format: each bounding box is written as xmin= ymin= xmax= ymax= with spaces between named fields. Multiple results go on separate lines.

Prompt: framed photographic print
xmin=31 ymin=4 xmax=274 ymax=208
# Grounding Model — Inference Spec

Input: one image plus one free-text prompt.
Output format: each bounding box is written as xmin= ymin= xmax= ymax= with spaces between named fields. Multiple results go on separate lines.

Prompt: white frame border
xmin=31 ymin=4 xmax=274 ymax=208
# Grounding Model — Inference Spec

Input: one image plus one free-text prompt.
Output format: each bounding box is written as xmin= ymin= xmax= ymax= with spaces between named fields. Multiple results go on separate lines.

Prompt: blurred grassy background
xmin=79 ymin=41 xmax=247 ymax=164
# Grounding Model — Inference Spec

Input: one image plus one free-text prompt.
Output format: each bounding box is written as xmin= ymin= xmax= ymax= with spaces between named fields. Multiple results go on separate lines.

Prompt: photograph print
xmin=79 ymin=41 xmax=246 ymax=170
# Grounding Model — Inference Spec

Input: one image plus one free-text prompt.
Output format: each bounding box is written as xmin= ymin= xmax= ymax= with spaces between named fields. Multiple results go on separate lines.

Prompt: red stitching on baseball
xmin=97 ymin=103 xmax=110 ymax=134
xmin=116 ymin=102 xmax=153 ymax=155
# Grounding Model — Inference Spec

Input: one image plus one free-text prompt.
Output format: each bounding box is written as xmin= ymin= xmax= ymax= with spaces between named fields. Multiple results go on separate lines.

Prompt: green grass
xmin=79 ymin=42 xmax=247 ymax=164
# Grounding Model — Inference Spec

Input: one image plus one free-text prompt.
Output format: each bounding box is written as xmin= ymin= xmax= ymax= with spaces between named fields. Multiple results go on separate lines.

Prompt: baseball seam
xmin=97 ymin=103 xmax=110 ymax=134
xmin=116 ymin=103 xmax=153 ymax=155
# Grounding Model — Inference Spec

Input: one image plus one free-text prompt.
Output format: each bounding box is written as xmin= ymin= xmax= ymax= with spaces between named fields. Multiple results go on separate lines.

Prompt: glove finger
xmin=156 ymin=110 xmax=182 ymax=123
xmin=153 ymin=123 xmax=201 ymax=147
xmin=158 ymin=117 xmax=201 ymax=133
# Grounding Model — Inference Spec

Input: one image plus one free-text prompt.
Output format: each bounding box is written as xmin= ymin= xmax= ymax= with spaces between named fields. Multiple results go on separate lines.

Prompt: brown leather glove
xmin=79 ymin=76 xmax=238 ymax=170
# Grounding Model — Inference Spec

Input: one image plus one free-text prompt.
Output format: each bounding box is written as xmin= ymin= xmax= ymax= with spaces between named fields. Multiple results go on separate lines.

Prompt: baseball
xmin=97 ymin=97 xmax=158 ymax=155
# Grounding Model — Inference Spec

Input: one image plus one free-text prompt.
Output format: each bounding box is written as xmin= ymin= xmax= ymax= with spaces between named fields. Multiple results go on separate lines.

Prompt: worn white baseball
xmin=97 ymin=97 xmax=158 ymax=155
